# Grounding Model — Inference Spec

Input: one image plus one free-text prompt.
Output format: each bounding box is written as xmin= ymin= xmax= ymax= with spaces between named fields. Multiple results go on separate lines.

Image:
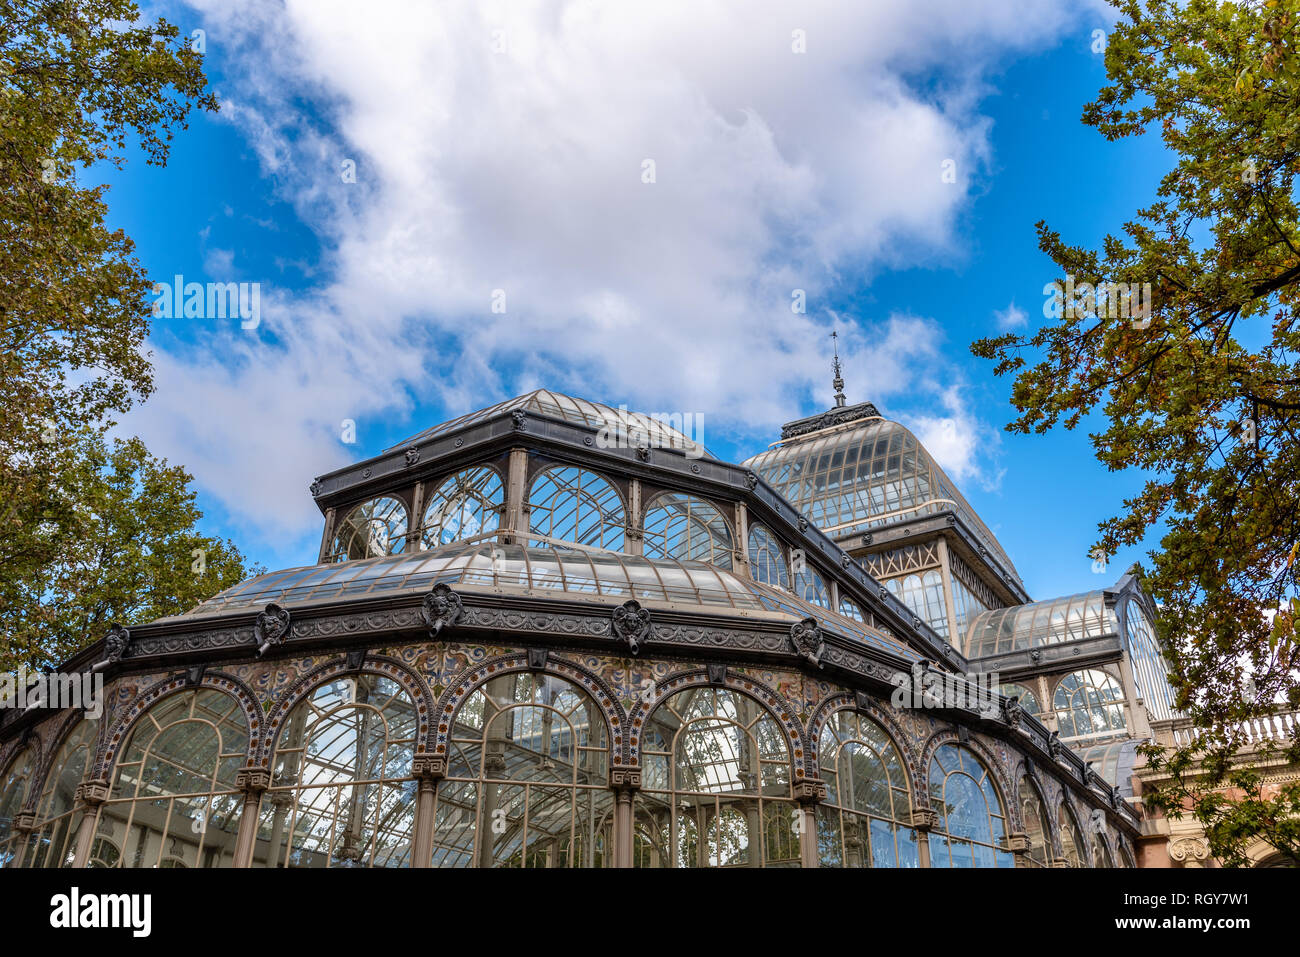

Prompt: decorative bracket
xmin=789 ymin=617 xmax=824 ymax=669
xmin=255 ymin=603 xmax=292 ymax=656
xmin=612 ymin=599 xmax=652 ymax=656
xmin=91 ymin=623 xmax=131 ymax=672
xmin=421 ymin=584 xmax=464 ymax=636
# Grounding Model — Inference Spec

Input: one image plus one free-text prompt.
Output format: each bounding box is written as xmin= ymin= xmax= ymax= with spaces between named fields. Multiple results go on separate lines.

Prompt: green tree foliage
xmin=1 ymin=432 xmax=257 ymax=672
xmin=973 ymin=0 xmax=1300 ymax=864
xmin=1 ymin=2 xmax=251 ymax=668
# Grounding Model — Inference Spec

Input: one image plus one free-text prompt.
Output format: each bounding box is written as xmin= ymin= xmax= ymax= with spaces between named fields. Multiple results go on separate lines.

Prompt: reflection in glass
xmin=816 ymin=711 xmax=917 ymax=868
xmin=253 ymin=675 xmax=417 ymax=868
xmin=0 ymin=750 xmax=33 ymax=868
xmin=1018 ymin=777 xmax=1051 ymax=867
xmin=642 ymin=493 xmax=733 ymax=569
xmin=1053 ymin=669 xmax=1126 ymax=740
xmin=747 ymin=524 xmax=789 ymax=591
xmin=1058 ymin=802 xmax=1087 ymax=867
xmin=96 ymin=690 xmax=248 ymax=868
xmin=999 ymin=683 xmax=1039 ymax=717
xmin=329 ymin=497 xmax=409 ymax=562
xmin=636 ymin=687 xmax=796 ymax=867
xmin=927 ymin=744 xmax=1014 ymax=868
xmin=434 ymin=673 xmax=612 ymax=867
xmin=26 ymin=720 xmax=100 ymax=868
xmin=528 ymin=466 xmax=626 ymax=551
xmin=419 ymin=467 xmax=503 ymax=547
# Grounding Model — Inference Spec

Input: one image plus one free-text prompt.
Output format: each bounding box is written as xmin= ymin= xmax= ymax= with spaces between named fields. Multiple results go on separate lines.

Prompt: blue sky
xmin=102 ymin=0 xmax=1172 ymax=602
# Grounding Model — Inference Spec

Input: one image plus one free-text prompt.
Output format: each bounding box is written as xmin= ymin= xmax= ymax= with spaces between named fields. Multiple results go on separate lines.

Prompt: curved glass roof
xmin=743 ymin=417 xmax=1018 ymax=579
xmin=163 ymin=542 xmax=911 ymax=659
xmin=963 ymin=590 xmax=1116 ymax=658
xmin=1076 ymin=738 xmax=1139 ymax=796
xmin=387 ymin=389 xmax=711 ymax=457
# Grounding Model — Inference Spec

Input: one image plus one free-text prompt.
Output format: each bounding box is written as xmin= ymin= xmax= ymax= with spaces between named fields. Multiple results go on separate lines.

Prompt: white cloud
xmin=994 ymin=300 xmax=1028 ymax=331
xmin=903 ymin=385 xmax=1003 ymax=490
xmin=128 ymin=0 xmax=1094 ymax=545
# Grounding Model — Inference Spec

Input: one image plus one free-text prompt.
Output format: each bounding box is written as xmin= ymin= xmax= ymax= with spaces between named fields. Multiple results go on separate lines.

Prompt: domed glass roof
xmin=743 ymin=414 xmax=1017 ymax=577
xmin=387 ymin=389 xmax=712 ymax=458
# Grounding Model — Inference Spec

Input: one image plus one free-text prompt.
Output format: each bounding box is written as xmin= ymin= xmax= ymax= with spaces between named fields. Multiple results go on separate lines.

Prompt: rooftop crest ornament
xmin=421 ymin=583 xmax=464 ymax=636
xmin=255 ymin=603 xmax=292 ymax=656
xmin=789 ymin=616 xmax=824 ymax=669
xmin=612 ymin=599 xmax=652 ymax=656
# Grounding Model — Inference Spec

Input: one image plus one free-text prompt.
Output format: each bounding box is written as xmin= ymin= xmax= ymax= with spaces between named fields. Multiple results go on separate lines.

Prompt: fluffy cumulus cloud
xmin=129 ymin=0 xmax=1095 ymax=543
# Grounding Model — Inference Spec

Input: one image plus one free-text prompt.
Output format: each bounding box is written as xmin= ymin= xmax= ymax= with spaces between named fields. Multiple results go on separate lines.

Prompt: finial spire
xmin=831 ymin=330 xmax=846 ymax=408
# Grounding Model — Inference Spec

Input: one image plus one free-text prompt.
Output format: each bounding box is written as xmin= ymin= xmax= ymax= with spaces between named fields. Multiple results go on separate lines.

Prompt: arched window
xmin=636 ymin=687 xmax=796 ymax=867
xmin=1119 ymin=840 xmax=1136 ymax=868
xmin=886 ymin=570 xmax=949 ymax=638
xmin=816 ymin=711 xmax=917 ymax=867
xmin=1017 ymin=777 xmax=1051 ymax=867
xmin=1058 ymin=801 xmax=1087 ymax=867
xmin=329 ymin=496 xmax=409 ymax=562
xmin=1094 ymin=836 xmax=1115 ymax=868
xmin=999 ymin=683 xmax=1040 ymax=717
xmin=1124 ymin=599 xmax=1176 ymax=720
xmin=419 ymin=467 xmax=503 ymax=547
xmin=747 ymin=524 xmax=789 ymax=590
xmin=26 ymin=719 xmax=99 ymax=868
xmin=794 ymin=565 xmax=831 ymax=609
xmin=433 ymin=672 xmax=612 ymax=867
xmin=838 ymin=596 xmax=866 ymax=623
xmin=1053 ymin=669 xmax=1126 ymax=739
xmin=254 ymin=674 xmax=417 ymax=868
xmin=0 ymin=750 xmax=34 ymax=868
xmin=528 ymin=466 xmax=626 ymax=551
xmin=642 ymin=493 xmax=733 ymax=569
xmin=93 ymin=690 xmax=249 ymax=868
xmin=927 ymin=744 xmax=1014 ymax=868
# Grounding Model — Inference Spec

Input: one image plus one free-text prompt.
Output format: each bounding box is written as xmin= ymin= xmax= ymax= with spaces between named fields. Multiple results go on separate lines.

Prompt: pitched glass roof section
xmin=163 ymin=542 xmax=912 ymax=659
xmin=963 ymin=590 xmax=1117 ymax=658
xmin=386 ymin=389 xmax=712 ymax=458
xmin=742 ymin=416 xmax=1018 ymax=579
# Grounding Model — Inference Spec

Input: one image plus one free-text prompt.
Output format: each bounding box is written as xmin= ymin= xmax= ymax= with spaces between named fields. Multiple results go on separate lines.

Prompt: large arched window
xmin=93 ymin=690 xmax=249 ymax=868
xmin=0 ymin=750 xmax=34 ymax=868
xmin=816 ymin=711 xmax=917 ymax=867
xmin=886 ymin=570 xmax=949 ymax=638
xmin=528 ymin=466 xmax=626 ymax=551
xmin=419 ymin=467 xmax=503 ymax=548
xmin=747 ymin=524 xmax=789 ymax=590
xmin=329 ymin=496 xmax=409 ymax=562
xmin=26 ymin=719 xmax=99 ymax=868
xmin=636 ymin=687 xmax=796 ymax=867
xmin=1053 ymin=669 xmax=1126 ymax=739
xmin=1058 ymin=801 xmax=1087 ymax=867
xmin=1017 ymin=777 xmax=1051 ymax=867
xmin=254 ymin=674 xmax=417 ymax=868
xmin=1000 ymin=683 xmax=1040 ymax=718
xmin=642 ymin=493 xmax=733 ymax=569
xmin=1124 ymin=599 xmax=1176 ymax=720
xmin=927 ymin=744 xmax=1014 ymax=868
xmin=794 ymin=566 xmax=831 ymax=610
xmin=433 ymin=672 xmax=612 ymax=867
